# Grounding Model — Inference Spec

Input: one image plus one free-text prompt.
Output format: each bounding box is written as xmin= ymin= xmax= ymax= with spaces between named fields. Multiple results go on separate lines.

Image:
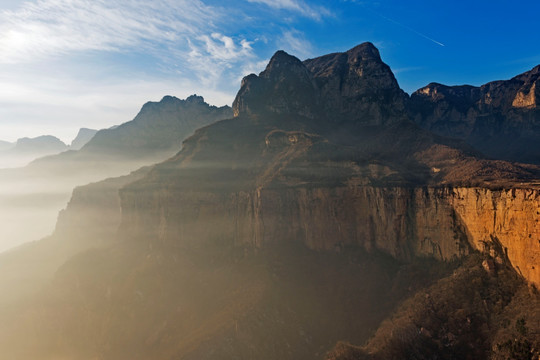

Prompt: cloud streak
xmin=279 ymin=30 xmax=314 ymax=59
xmin=246 ymin=0 xmax=330 ymax=20
xmin=0 ymin=0 xmax=217 ymax=64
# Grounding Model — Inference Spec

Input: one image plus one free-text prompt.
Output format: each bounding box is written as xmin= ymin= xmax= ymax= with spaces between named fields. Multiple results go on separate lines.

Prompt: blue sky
xmin=1 ymin=0 xmax=539 ymax=143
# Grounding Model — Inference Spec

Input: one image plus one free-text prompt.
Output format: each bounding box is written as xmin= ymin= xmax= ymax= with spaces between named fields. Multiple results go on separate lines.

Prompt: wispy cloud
xmin=0 ymin=0 xmax=263 ymax=95
xmin=393 ymin=66 xmax=424 ymax=74
xmin=278 ymin=29 xmax=314 ymax=59
xmin=186 ymin=32 xmax=257 ymax=86
xmin=0 ymin=0 xmax=330 ymax=142
xmin=0 ymin=0 xmax=256 ymax=142
xmin=0 ymin=0 xmax=219 ymax=63
xmin=246 ymin=0 xmax=330 ymax=20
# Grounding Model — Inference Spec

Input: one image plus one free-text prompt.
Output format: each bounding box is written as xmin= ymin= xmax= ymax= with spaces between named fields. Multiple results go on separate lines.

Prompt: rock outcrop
xmin=410 ymin=65 xmax=540 ymax=164
xmin=304 ymin=42 xmax=408 ymax=125
xmin=233 ymin=42 xmax=408 ymax=126
xmin=233 ymin=51 xmax=320 ymax=119
xmin=448 ymin=187 xmax=540 ymax=285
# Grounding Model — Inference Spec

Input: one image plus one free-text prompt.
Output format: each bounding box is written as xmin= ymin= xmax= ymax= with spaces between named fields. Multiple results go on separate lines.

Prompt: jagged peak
xmin=240 ymin=73 xmax=258 ymax=87
xmin=414 ymin=82 xmax=478 ymax=95
xmin=261 ymin=50 xmax=306 ymax=78
xmin=268 ymin=50 xmax=303 ymax=66
xmin=141 ymin=95 xmax=210 ymax=112
xmin=233 ymin=49 xmax=317 ymax=118
xmin=346 ymin=41 xmax=382 ymax=63
xmin=158 ymin=95 xmax=206 ymax=105
xmin=159 ymin=95 xmax=179 ymax=103
xmin=234 ymin=42 xmax=408 ymax=124
xmin=185 ymin=94 xmax=205 ymax=104
xmin=505 ymin=64 xmax=540 ymax=87
xmin=529 ymin=64 xmax=540 ymax=74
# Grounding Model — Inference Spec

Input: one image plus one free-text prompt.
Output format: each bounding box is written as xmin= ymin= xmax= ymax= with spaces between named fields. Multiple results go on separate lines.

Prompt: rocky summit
xmin=233 ymin=42 xmax=408 ymax=126
xmin=410 ymin=64 xmax=540 ymax=164
xmin=0 ymin=43 xmax=538 ymax=360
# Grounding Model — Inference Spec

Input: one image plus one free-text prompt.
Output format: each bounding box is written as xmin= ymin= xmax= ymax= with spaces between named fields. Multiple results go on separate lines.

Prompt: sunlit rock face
xmin=410 ymin=65 xmax=540 ymax=164
xmin=120 ymin=182 xmax=540 ymax=286
xmin=448 ymin=187 xmax=540 ymax=286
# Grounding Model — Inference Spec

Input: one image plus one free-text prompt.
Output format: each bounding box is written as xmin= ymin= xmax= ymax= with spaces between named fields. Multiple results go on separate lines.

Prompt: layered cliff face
xmin=410 ymin=65 xmax=540 ymax=164
xmin=120 ymin=180 xmax=540 ymax=286
xmin=448 ymin=187 xmax=540 ymax=285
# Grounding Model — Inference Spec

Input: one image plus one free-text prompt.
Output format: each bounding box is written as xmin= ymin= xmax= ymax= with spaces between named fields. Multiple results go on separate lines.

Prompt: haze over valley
xmin=1 ymin=1 xmax=539 ymax=359
xmin=0 ymin=41 xmax=539 ymax=359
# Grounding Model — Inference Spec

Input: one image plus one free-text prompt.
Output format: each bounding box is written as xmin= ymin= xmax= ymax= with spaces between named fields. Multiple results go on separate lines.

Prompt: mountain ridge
xmin=0 ymin=95 xmax=232 ymax=253
xmin=410 ymin=63 xmax=540 ymax=164
xmin=0 ymin=43 xmax=538 ymax=359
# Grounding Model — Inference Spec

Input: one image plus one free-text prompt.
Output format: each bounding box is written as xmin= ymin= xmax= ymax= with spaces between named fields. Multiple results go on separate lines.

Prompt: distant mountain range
xmin=0 ymin=131 xmax=98 ymax=169
xmin=0 ymin=95 xmax=232 ymax=253
xmin=0 ymin=135 xmax=67 ymax=169
xmin=69 ymin=128 xmax=98 ymax=150
xmin=27 ymin=95 xmax=232 ymax=175
xmin=0 ymin=43 xmax=538 ymax=359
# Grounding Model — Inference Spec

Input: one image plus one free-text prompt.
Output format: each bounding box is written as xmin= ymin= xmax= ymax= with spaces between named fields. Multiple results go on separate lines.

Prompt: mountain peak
xmin=233 ymin=43 xmax=408 ymax=125
xmin=185 ymin=94 xmax=205 ymax=104
xmin=233 ymin=50 xmax=317 ymax=118
xmin=265 ymin=50 xmax=303 ymax=71
xmin=346 ymin=41 xmax=381 ymax=62
xmin=260 ymin=50 xmax=309 ymax=82
xmin=13 ymin=135 xmax=67 ymax=154
xmin=303 ymin=42 xmax=407 ymax=125
xmin=70 ymin=128 xmax=98 ymax=150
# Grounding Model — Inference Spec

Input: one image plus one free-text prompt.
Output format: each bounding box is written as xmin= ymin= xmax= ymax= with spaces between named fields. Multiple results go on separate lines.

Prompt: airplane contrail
xmin=359 ymin=4 xmax=446 ymax=47
xmin=378 ymin=13 xmax=446 ymax=47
